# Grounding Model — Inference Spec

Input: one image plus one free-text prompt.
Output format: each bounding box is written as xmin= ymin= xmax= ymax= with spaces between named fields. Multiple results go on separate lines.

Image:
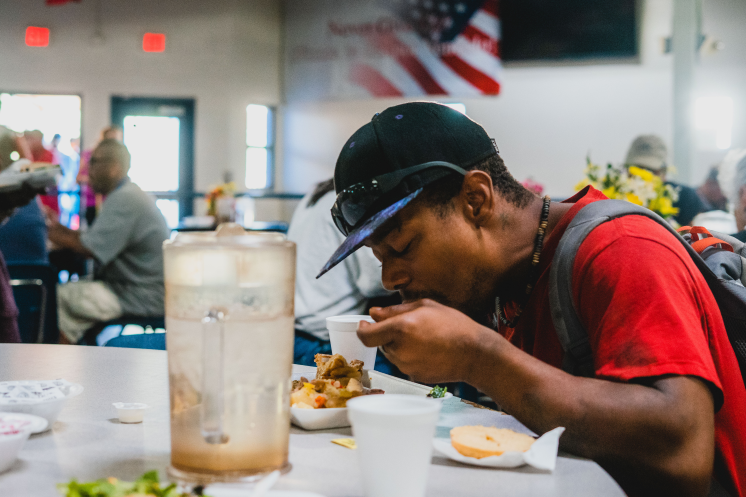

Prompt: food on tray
xmin=450 ymin=426 xmax=535 ymax=458
xmin=290 ymin=353 xmax=384 ymax=409
xmin=427 ymin=385 xmax=448 ymax=398
xmin=314 ymin=353 xmax=364 ymax=380
xmin=57 ymin=470 xmax=207 ymax=497
xmin=0 ymin=161 xmax=60 ymax=192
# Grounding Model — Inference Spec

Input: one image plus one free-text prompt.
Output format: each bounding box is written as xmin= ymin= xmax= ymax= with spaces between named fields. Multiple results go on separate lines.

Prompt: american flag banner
xmin=284 ymin=0 xmax=501 ymax=102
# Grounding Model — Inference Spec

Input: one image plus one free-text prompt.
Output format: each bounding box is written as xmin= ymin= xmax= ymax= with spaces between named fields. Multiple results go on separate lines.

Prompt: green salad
xmin=427 ymin=385 xmax=448 ymax=399
xmin=57 ymin=470 xmax=208 ymax=497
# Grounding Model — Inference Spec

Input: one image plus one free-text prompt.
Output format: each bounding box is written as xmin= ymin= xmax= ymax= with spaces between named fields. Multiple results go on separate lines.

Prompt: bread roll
xmin=450 ymin=425 xmax=535 ymax=458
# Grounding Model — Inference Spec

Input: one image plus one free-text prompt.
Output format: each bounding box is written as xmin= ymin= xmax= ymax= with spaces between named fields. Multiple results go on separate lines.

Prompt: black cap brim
xmin=316 ymin=188 xmax=423 ymax=278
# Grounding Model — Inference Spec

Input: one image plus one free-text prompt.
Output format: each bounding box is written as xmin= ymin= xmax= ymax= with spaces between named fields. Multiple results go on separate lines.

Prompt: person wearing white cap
xmin=717 ymin=150 xmax=746 ymax=242
xmin=624 ymin=135 xmax=706 ymax=226
xmin=288 ymin=178 xmax=397 ymax=371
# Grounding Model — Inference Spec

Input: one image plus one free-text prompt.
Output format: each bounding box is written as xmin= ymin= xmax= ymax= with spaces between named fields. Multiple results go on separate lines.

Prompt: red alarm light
xmin=26 ymin=27 xmax=50 ymax=47
xmin=143 ymin=33 xmax=166 ymax=53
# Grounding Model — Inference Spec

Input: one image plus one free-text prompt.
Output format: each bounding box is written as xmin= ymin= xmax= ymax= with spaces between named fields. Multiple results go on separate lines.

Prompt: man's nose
xmin=381 ymin=260 xmax=411 ymax=292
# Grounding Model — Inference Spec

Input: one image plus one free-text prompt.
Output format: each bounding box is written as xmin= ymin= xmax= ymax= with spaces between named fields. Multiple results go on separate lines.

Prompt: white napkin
xmin=0 ymin=379 xmax=73 ymax=404
xmin=433 ymin=427 xmax=565 ymax=471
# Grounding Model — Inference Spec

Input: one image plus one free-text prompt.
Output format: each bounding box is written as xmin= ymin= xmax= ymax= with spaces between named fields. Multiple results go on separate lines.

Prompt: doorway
xmin=110 ymin=97 xmax=195 ymax=226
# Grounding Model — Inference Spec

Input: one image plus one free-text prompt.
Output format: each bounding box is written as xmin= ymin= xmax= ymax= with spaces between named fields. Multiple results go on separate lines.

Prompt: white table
xmin=0 ymin=344 xmax=624 ymax=496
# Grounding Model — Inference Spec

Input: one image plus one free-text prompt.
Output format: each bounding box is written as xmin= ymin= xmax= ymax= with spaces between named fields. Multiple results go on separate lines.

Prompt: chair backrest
xmin=7 ymin=264 xmax=59 ymax=344
xmin=104 ymin=333 xmax=166 ymax=350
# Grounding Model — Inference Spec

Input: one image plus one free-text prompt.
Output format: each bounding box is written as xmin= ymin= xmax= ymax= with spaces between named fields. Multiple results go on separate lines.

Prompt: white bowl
xmin=0 ymin=383 xmax=83 ymax=429
xmin=289 ymin=374 xmax=454 ymax=430
xmin=0 ymin=430 xmax=30 ymax=473
xmin=290 ymin=373 xmax=350 ymax=430
xmin=0 ymin=412 xmax=47 ymax=474
xmin=0 ymin=412 xmax=49 ymax=435
xmin=290 ymin=404 xmax=350 ymax=431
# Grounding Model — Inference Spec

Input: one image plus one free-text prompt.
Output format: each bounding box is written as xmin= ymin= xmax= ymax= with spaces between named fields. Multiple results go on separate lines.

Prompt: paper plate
xmin=433 ymin=427 xmax=565 ymax=471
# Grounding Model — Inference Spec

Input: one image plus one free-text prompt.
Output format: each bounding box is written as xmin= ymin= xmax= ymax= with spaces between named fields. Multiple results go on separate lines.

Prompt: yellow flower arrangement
xmin=577 ymin=158 xmax=680 ymax=221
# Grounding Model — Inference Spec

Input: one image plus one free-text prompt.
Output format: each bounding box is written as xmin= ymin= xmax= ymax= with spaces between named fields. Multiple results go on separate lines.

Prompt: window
xmin=155 ymin=199 xmax=180 ymax=229
xmin=245 ymin=104 xmax=274 ymax=190
xmin=123 ymin=115 xmax=180 ymax=192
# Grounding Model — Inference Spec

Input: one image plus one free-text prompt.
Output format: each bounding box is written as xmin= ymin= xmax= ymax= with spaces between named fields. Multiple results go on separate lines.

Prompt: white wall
xmin=281 ymin=0 xmax=746 ymax=198
xmin=3 ymin=0 xmax=743 ymax=218
xmin=0 ymin=0 xmax=282 ymax=202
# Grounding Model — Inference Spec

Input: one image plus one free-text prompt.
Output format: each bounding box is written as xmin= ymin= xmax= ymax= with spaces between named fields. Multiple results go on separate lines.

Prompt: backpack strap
xmin=549 ymin=199 xmax=686 ymax=377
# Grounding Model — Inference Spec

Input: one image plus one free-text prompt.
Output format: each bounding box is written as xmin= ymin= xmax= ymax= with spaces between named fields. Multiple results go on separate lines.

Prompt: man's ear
xmin=459 ymin=170 xmax=494 ymax=228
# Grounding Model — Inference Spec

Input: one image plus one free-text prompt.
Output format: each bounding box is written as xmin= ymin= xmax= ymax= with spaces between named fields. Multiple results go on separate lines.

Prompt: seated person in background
xmin=78 ymin=125 xmax=124 ymax=227
xmin=0 ymin=123 xmax=46 ymax=265
xmin=287 ymin=178 xmax=397 ymax=370
xmin=0 ymin=192 xmax=40 ymax=344
xmin=698 ymin=166 xmax=728 ymax=212
xmin=717 ymin=149 xmax=746 ymax=242
xmin=0 ymin=197 xmax=48 ymax=265
xmin=625 ymin=135 xmax=705 ymax=226
xmin=320 ymin=103 xmax=745 ymax=496
xmin=45 ymin=139 xmax=170 ymax=344
xmin=0 ymin=127 xmax=47 ymax=342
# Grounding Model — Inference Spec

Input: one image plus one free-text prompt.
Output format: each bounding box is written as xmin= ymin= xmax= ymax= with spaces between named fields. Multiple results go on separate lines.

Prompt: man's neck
xmin=489 ymin=196 xmax=573 ymax=303
xmin=99 ymin=176 xmax=128 ymax=196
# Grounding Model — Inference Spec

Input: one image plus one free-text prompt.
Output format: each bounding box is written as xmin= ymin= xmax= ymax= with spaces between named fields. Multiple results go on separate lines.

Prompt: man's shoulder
xmin=287 ymin=191 xmax=339 ymax=242
xmin=570 ymin=214 xmax=704 ymax=298
xmin=112 ymin=180 xmax=147 ymax=199
xmin=577 ymin=210 xmax=686 ymax=256
xmin=105 ymin=181 xmax=155 ymax=211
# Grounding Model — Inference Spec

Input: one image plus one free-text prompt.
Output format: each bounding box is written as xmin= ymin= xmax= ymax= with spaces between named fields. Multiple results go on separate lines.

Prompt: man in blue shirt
xmin=46 ymin=140 xmax=169 ymax=343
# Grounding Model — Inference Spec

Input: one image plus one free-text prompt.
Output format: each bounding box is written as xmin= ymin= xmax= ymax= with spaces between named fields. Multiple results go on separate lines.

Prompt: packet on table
xmin=0 ymin=379 xmax=73 ymax=404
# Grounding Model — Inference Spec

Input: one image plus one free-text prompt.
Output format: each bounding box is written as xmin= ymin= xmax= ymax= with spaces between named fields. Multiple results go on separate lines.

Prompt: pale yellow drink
xmin=164 ymin=229 xmax=295 ymax=483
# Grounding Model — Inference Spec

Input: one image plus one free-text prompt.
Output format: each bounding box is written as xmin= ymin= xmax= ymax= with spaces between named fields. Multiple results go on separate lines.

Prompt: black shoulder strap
xmin=548 ymin=199 xmax=692 ymax=377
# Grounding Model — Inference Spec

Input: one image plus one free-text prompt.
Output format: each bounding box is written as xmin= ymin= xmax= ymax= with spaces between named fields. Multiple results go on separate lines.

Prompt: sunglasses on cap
xmin=331 ymin=161 xmax=468 ymax=236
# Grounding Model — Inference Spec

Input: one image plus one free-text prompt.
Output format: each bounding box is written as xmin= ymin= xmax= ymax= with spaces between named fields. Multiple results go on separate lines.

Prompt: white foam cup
xmin=347 ymin=394 xmax=442 ymax=497
xmin=326 ymin=315 xmax=377 ymax=370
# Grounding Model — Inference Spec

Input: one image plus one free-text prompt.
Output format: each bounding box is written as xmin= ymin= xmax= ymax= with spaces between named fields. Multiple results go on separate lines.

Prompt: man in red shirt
xmin=318 ymin=102 xmax=746 ymax=496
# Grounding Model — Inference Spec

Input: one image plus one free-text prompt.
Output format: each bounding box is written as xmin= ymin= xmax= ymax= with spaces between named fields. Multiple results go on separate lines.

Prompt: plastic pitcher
xmin=163 ymin=223 xmax=296 ymax=485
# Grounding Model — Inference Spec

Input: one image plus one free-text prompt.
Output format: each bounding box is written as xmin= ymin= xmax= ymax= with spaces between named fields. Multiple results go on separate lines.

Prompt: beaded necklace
xmin=495 ymin=195 xmax=551 ymax=329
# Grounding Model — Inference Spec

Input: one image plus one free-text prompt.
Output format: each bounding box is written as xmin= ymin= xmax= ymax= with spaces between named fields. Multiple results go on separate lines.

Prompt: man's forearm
xmin=49 ymin=225 xmax=93 ymax=257
xmin=465 ymin=332 xmax=714 ymax=496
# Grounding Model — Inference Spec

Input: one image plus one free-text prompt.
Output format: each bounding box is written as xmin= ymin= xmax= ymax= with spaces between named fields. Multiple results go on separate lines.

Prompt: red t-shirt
xmin=500 ymin=186 xmax=746 ymax=496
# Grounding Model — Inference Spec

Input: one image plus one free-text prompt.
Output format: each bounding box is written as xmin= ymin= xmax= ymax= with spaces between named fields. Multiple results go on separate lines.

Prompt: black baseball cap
xmin=317 ymin=102 xmax=496 ymax=278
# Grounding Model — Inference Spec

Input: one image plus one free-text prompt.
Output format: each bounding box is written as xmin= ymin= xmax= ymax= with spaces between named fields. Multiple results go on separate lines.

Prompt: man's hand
xmin=360 ymin=299 xmax=715 ymax=497
xmin=358 ymin=299 xmax=493 ymax=383
xmin=43 ymin=206 xmax=93 ymax=258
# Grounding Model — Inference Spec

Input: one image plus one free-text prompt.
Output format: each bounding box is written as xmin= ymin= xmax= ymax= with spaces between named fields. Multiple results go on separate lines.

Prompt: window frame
xmin=245 ymin=104 xmax=275 ymax=191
